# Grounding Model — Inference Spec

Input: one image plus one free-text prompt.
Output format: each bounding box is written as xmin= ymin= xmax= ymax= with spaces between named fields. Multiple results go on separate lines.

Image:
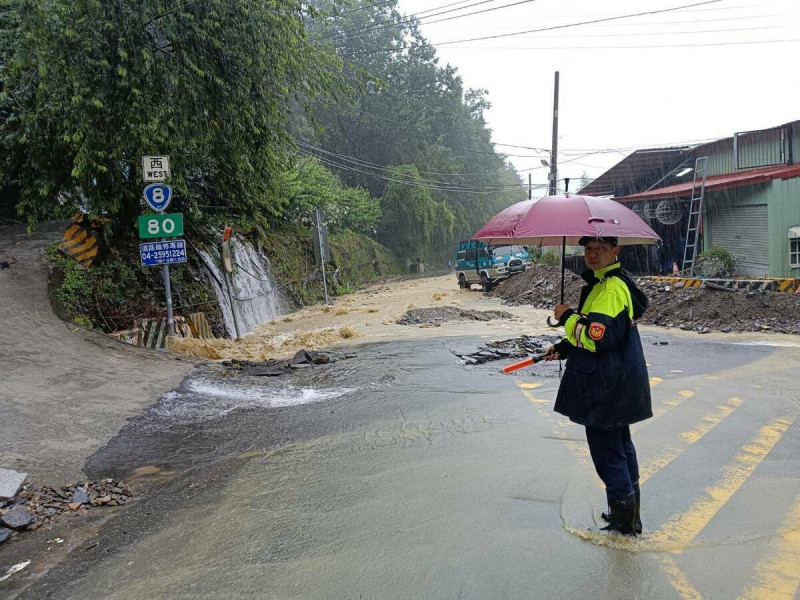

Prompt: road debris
xmin=492 ymin=266 xmax=800 ymax=335
xmin=453 ymin=334 xmax=561 ymax=365
xmin=397 ymin=306 xmax=515 ymax=327
xmin=222 ymin=349 xmax=337 ymax=377
xmin=636 ymin=278 xmax=800 ymax=334
xmin=0 ymin=479 xmax=133 ymax=544
xmin=0 ymin=560 xmax=30 ymax=583
xmin=0 ymin=468 xmax=28 ymax=500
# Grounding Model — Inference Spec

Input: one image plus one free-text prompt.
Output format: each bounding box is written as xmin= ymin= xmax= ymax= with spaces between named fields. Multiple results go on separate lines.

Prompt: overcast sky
xmin=397 ymin=0 xmax=800 ymax=188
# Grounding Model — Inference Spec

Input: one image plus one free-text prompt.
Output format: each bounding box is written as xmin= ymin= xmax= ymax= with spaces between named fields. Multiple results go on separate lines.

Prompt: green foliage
xmin=299 ymin=1 xmax=526 ymax=264
xmin=45 ymin=240 xmax=221 ymax=333
xmin=0 ymin=0 xmax=343 ymax=232
xmin=697 ymin=243 xmax=737 ymax=277
xmin=529 ymin=247 xmax=561 ymax=266
xmin=277 ymin=156 xmax=380 ymax=234
xmin=47 ymin=244 xmax=93 ymax=314
xmin=378 ymin=165 xmax=454 ymax=262
xmin=259 ymin=226 xmax=404 ymax=306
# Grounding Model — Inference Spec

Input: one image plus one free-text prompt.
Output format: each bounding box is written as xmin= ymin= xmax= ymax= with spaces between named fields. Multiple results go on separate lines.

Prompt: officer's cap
xmin=578 ymin=236 xmax=618 ymax=247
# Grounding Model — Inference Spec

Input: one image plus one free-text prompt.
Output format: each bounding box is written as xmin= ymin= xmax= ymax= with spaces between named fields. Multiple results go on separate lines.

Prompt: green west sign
xmin=138 ymin=213 xmax=184 ymax=239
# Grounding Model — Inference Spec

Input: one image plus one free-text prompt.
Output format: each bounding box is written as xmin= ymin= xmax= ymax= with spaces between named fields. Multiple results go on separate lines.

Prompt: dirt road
xmin=0 ymin=223 xmax=192 ymax=487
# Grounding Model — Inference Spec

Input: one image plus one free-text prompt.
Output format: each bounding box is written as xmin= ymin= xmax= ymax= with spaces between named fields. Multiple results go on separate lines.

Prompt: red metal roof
xmin=616 ymin=163 xmax=800 ymax=202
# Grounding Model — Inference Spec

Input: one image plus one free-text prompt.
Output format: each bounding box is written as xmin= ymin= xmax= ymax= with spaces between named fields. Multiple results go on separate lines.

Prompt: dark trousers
xmin=585 ymin=426 xmax=639 ymax=501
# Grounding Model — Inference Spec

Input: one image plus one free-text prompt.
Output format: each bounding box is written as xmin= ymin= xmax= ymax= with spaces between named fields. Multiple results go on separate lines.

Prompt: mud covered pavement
xmin=5 ymin=329 xmax=800 ymax=600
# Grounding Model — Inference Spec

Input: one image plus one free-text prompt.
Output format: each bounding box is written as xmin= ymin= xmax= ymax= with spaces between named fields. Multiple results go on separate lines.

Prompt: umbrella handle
xmin=546 ymin=316 xmax=560 ymax=328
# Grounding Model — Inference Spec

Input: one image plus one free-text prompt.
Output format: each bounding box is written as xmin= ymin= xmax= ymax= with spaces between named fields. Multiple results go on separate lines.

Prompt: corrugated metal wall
xmin=701 ymin=140 xmax=734 ymax=176
xmin=770 ymin=177 xmax=800 ymax=277
xmin=701 ymin=124 xmax=796 ymax=176
xmin=708 ymin=204 xmax=769 ymax=275
xmin=736 ymin=128 xmax=784 ymax=169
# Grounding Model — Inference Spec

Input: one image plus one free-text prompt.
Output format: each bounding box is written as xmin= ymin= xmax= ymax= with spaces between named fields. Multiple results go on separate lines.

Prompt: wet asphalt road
xmin=8 ymin=331 xmax=800 ymax=600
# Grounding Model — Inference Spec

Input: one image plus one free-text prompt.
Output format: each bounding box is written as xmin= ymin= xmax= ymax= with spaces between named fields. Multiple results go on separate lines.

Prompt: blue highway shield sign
xmin=139 ymin=239 xmax=187 ymax=266
xmin=143 ymin=183 xmax=173 ymax=212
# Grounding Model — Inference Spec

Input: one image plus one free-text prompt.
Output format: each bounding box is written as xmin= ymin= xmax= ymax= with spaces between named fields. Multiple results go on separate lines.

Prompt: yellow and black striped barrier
xmin=58 ymin=214 xmax=101 ymax=268
xmin=650 ymin=277 xmax=703 ymax=288
xmin=647 ymin=276 xmax=800 ymax=293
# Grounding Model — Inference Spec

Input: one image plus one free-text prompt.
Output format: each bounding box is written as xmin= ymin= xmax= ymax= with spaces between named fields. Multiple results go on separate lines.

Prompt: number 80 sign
xmin=138 ymin=213 xmax=184 ymax=239
xmin=143 ymin=183 xmax=172 ymax=212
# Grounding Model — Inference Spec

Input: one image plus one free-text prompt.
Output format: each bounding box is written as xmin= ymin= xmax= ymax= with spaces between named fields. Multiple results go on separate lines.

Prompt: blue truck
xmin=455 ymin=240 xmax=532 ymax=292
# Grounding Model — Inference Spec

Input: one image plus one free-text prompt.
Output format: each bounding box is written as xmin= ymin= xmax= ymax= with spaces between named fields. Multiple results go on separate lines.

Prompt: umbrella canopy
xmin=473 ymin=194 xmax=660 ymax=246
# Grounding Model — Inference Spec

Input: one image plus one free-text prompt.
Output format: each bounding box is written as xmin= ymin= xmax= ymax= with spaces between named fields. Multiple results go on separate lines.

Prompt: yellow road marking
xmin=517 ymin=382 xmax=543 ymax=389
xmin=653 ymin=416 xmax=794 ymax=552
xmin=739 ymin=491 xmax=800 ymax=600
xmin=658 ymin=555 xmax=704 ymax=600
xmin=634 ymin=391 xmax=695 ymax=433
xmin=521 ymin=390 xmax=550 ymax=405
xmin=650 ymin=376 xmax=664 ymax=387
xmin=639 ymin=397 xmax=743 ymax=483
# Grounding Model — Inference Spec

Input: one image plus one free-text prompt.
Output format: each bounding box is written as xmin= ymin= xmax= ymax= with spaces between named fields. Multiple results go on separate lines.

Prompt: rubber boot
xmin=602 ymin=482 xmax=642 ymax=533
xmin=599 ymin=492 xmax=637 ymax=536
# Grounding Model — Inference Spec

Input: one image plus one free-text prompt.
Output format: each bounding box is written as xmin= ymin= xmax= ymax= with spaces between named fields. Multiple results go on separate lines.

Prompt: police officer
xmin=544 ymin=236 xmax=652 ymax=536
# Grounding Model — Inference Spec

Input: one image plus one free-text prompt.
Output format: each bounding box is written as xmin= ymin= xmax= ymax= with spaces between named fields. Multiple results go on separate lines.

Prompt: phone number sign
xmin=139 ymin=239 xmax=187 ymax=266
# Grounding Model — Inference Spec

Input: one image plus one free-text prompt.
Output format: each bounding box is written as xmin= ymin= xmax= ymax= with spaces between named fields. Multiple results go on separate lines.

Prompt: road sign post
xmin=311 ymin=207 xmax=330 ymax=304
xmin=140 ymin=154 xmax=177 ymax=337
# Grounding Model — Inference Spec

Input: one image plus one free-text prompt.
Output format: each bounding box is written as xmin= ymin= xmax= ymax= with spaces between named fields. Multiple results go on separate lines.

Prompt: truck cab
xmin=455 ymin=240 xmax=532 ymax=292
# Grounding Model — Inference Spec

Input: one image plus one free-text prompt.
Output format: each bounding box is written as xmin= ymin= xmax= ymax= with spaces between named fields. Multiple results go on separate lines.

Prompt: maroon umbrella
xmin=473 ymin=194 xmax=660 ymax=326
xmin=473 ymin=194 xmax=660 ymax=246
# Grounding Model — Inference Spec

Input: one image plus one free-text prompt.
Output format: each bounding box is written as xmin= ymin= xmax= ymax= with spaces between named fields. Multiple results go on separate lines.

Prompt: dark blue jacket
xmin=553 ymin=263 xmax=652 ymax=429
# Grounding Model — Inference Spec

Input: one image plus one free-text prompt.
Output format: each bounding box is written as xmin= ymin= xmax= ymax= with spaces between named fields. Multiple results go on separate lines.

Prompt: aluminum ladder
xmin=681 ymin=156 xmax=708 ymax=276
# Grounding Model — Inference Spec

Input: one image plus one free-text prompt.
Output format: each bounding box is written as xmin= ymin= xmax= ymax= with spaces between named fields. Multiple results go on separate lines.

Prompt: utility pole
xmin=548 ymin=71 xmax=560 ymax=196
xmin=528 ymin=172 xmax=532 ymax=200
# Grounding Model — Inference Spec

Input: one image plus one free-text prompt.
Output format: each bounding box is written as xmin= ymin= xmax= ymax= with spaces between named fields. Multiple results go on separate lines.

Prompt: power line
xmin=447 ymin=37 xmax=800 ymax=50
xmin=337 ymin=0 xmax=542 ymax=44
xmin=297 ymin=141 xmax=524 ymax=188
xmin=299 ymin=148 xmax=531 ymax=191
xmin=431 ymin=0 xmax=725 ymax=46
xmin=298 ymin=148 xmax=535 ymax=193
xmin=348 ymin=106 xmax=550 ymax=153
xmin=298 ymin=139 xmax=536 ymax=177
xmin=467 ymin=24 xmax=798 ymax=40
xmin=316 ymin=0 xmax=493 ymax=40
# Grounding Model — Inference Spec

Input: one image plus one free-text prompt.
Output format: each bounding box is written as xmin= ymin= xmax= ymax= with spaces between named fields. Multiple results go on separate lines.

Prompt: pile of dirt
xmin=1 ymin=479 xmax=132 ymax=543
xmin=637 ymin=279 xmax=800 ymax=335
xmin=491 ymin=266 xmax=585 ymax=310
xmin=397 ymin=307 xmax=514 ymax=327
xmin=492 ymin=265 xmax=800 ymax=335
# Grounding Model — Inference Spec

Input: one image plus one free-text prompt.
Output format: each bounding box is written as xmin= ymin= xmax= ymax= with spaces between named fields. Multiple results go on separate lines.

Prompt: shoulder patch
xmin=588 ymin=322 xmax=606 ymax=341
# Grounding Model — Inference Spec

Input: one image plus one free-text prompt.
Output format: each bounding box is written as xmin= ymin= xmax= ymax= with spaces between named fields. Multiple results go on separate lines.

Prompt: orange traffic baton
xmin=502 ymin=353 xmax=548 ymax=374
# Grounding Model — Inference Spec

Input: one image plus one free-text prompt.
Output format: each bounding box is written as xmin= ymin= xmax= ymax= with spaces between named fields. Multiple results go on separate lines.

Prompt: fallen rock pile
xmin=636 ymin=279 xmax=800 ymax=334
xmin=492 ymin=265 xmax=800 ymax=335
xmin=491 ymin=266 xmax=584 ymax=310
xmin=0 ymin=479 xmax=132 ymax=544
xmin=454 ymin=334 xmax=561 ymax=365
xmin=397 ymin=307 xmax=514 ymax=327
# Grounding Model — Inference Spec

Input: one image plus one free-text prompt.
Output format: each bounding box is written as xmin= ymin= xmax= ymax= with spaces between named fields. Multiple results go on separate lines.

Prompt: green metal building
xmin=582 ymin=120 xmax=800 ymax=277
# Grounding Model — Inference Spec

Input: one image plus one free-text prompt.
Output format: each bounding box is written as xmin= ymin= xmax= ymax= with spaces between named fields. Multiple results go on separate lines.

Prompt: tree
xmin=0 ymin=0 xmax=342 ymax=233
xmin=300 ymin=1 xmax=525 ymax=257
xmin=379 ymin=165 xmax=454 ymax=262
xmin=278 ymin=156 xmax=380 ymax=234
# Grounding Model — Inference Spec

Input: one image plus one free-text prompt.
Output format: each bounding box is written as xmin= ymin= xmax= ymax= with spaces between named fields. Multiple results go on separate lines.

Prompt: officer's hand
xmin=543 ymin=344 xmax=560 ymax=361
xmin=553 ymin=304 xmax=571 ymax=321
